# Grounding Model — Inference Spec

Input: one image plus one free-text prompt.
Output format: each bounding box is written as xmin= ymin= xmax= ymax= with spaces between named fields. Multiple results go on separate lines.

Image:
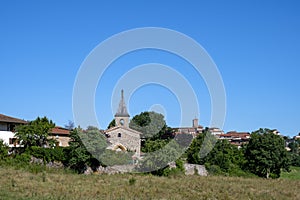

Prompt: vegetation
xmin=281 ymin=166 xmax=300 ymax=180
xmin=186 ymin=128 xmax=216 ymax=165
xmin=185 ymin=128 xmax=292 ymax=178
xmin=129 ymin=111 xmax=168 ymax=139
xmin=2 ymin=114 xmax=296 ymax=180
xmin=0 ymin=139 xmax=9 ymax=160
xmin=107 ymin=119 xmax=115 ymax=129
xmin=0 ymin=166 xmax=299 ymax=200
xmin=15 ymin=117 xmax=55 ymax=148
xmin=244 ymin=128 xmax=290 ymax=178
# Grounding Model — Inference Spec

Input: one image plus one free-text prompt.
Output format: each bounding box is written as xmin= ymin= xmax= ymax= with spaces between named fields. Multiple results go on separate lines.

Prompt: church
xmin=105 ymin=90 xmax=141 ymax=158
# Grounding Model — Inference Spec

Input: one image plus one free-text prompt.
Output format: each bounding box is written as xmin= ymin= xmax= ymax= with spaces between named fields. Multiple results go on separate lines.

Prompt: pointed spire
xmin=115 ymin=89 xmax=130 ymax=117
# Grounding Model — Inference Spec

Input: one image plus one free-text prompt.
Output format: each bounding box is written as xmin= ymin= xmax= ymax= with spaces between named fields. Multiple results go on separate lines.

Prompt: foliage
xmin=186 ymin=128 xmax=217 ymax=165
xmin=100 ymin=150 xmax=134 ymax=166
xmin=138 ymin=139 xmax=184 ymax=175
xmin=159 ymin=159 xmax=185 ymax=177
xmin=205 ymin=140 xmax=245 ymax=174
xmin=129 ymin=111 xmax=167 ymax=139
xmin=141 ymin=139 xmax=169 ymax=153
xmin=0 ymin=139 xmax=8 ymax=160
xmin=15 ymin=117 xmax=55 ymax=148
xmin=64 ymin=127 xmax=107 ymax=173
xmin=29 ymin=146 xmax=66 ymax=163
xmin=244 ymin=128 xmax=290 ymax=178
xmin=107 ymin=119 xmax=116 ymax=129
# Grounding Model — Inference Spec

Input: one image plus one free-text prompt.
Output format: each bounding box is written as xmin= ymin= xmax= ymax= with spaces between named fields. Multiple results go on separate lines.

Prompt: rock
xmin=84 ymin=166 xmax=93 ymax=175
xmin=184 ymin=164 xmax=208 ymax=176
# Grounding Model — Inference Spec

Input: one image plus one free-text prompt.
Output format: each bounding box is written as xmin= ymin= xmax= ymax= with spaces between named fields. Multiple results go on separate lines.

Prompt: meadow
xmin=0 ymin=166 xmax=299 ymax=200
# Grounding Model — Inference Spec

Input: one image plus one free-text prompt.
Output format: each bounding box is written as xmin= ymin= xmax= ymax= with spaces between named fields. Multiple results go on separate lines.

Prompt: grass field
xmin=0 ymin=166 xmax=299 ymax=200
xmin=281 ymin=166 xmax=300 ymax=180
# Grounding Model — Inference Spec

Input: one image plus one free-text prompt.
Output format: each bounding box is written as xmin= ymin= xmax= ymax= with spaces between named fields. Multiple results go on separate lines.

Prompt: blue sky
xmin=1 ymin=1 xmax=299 ymax=136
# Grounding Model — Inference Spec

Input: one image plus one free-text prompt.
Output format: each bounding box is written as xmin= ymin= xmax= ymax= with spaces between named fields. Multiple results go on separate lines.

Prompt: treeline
xmin=0 ymin=114 xmax=299 ymax=179
xmin=186 ymin=128 xmax=291 ymax=178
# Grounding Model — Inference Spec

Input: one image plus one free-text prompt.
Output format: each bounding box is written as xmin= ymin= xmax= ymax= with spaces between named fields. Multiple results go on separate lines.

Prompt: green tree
xmin=65 ymin=127 xmax=107 ymax=173
xmin=129 ymin=111 xmax=166 ymax=139
xmin=142 ymin=139 xmax=169 ymax=153
xmin=205 ymin=139 xmax=245 ymax=175
xmin=288 ymin=141 xmax=299 ymax=154
xmin=107 ymin=119 xmax=115 ymax=129
xmin=15 ymin=117 xmax=55 ymax=148
xmin=244 ymin=128 xmax=290 ymax=178
xmin=138 ymin=139 xmax=184 ymax=175
xmin=186 ymin=128 xmax=217 ymax=165
xmin=287 ymin=140 xmax=300 ymax=166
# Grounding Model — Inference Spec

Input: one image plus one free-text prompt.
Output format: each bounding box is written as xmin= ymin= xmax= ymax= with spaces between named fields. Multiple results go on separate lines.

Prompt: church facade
xmin=105 ymin=90 xmax=141 ymax=158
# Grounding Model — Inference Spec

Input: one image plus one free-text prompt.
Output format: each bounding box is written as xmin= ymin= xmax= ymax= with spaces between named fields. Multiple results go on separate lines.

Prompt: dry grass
xmin=0 ymin=166 xmax=299 ymax=200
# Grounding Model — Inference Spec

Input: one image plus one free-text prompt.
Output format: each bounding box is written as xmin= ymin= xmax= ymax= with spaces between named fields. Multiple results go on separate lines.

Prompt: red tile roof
xmin=218 ymin=131 xmax=250 ymax=139
xmin=50 ymin=127 xmax=70 ymax=135
xmin=0 ymin=114 xmax=27 ymax=124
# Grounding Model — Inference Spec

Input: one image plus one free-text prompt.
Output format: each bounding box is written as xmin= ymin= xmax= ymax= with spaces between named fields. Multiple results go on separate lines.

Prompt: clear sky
xmin=1 ymin=1 xmax=299 ymax=136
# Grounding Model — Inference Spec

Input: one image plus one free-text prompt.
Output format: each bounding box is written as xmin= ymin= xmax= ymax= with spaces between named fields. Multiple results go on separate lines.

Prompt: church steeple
xmin=115 ymin=89 xmax=130 ymax=117
xmin=115 ymin=90 xmax=130 ymax=127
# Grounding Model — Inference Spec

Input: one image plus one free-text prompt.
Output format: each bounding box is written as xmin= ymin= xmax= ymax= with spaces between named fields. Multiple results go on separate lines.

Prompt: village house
xmin=49 ymin=126 xmax=71 ymax=147
xmin=216 ymin=131 xmax=251 ymax=148
xmin=209 ymin=127 xmax=225 ymax=135
xmin=174 ymin=118 xmax=203 ymax=138
xmin=0 ymin=114 xmax=27 ymax=147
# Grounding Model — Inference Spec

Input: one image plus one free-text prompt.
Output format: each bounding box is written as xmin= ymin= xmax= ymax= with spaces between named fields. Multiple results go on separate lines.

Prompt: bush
xmin=0 ymin=139 xmax=8 ymax=160
xmin=205 ymin=164 xmax=225 ymax=176
xmin=29 ymin=146 xmax=66 ymax=163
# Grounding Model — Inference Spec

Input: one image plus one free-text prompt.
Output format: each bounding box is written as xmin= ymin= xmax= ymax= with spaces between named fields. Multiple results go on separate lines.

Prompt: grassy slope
xmin=0 ymin=166 xmax=299 ymax=200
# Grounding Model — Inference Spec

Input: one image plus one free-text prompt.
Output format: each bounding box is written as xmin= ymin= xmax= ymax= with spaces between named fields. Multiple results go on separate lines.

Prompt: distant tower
xmin=115 ymin=90 xmax=130 ymax=128
xmin=192 ymin=118 xmax=199 ymax=128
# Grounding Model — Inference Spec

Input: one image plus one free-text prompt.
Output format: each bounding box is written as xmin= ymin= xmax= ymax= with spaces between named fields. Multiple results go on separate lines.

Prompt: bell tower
xmin=115 ymin=89 xmax=130 ymax=128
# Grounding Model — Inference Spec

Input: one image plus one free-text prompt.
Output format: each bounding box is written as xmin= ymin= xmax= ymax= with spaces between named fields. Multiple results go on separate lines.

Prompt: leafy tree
xmin=288 ymin=141 xmax=299 ymax=154
xmin=287 ymin=140 xmax=300 ymax=166
xmin=65 ymin=127 xmax=107 ymax=173
xmin=107 ymin=119 xmax=115 ymax=129
xmin=186 ymin=128 xmax=217 ymax=165
xmin=205 ymin=140 xmax=245 ymax=174
xmin=244 ymin=128 xmax=290 ymax=178
xmin=129 ymin=111 xmax=166 ymax=139
xmin=142 ymin=139 xmax=169 ymax=153
xmin=138 ymin=139 xmax=184 ymax=175
xmin=15 ymin=117 xmax=55 ymax=148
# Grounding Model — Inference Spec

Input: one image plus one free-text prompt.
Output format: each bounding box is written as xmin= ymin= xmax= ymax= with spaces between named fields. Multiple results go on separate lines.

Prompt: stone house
xmin=49 ymin=126 xmax=70 ymax=147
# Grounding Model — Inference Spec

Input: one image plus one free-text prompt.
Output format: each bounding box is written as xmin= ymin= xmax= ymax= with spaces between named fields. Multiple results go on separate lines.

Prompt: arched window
xmin=118 ymin=133 xmax=122 ymax=137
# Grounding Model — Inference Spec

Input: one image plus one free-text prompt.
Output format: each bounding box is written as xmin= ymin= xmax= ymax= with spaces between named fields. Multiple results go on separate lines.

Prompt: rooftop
xmin=0 ymin=114 xmax=27 ymax=124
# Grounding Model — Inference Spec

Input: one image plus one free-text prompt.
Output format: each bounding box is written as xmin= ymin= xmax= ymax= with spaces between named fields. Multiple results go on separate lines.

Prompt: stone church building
xmin=105 ymin=90 xmax=141 ymax=158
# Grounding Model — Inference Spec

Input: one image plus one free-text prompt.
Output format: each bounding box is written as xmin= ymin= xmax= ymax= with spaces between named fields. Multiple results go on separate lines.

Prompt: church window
xmin=118 ymin=133 xmax=122 ymax=137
